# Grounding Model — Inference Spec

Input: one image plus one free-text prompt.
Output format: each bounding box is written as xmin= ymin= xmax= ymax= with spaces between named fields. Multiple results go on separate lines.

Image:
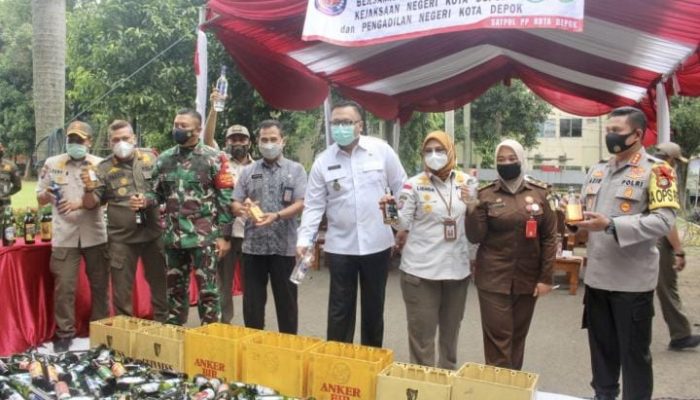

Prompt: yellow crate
xmin=451 ymin=362 xmax=539 ymax=400
xmin=89 ymin=316 xmax=161 ymax=357
xmin=308 ymin=341 xmax=393 ymax=400
xmin=376 ymin=362 xmax=452 ymax=400
xmin=131 ymin=324 xmax=187 ymax=372
xmin=184 ymin=323 xmax=261 ymax=381
xmin=240 ymin=332 xmax=322 ymax=398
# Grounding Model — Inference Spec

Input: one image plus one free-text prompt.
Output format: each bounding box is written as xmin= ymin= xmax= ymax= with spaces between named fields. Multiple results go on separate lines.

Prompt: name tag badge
xmin=444 ymin=219 xmax=457 ymax=241
xmin=283 ymin=187 xmax=294 ymax=203
xmin=525 ymin=217 xmax=538 ymax=239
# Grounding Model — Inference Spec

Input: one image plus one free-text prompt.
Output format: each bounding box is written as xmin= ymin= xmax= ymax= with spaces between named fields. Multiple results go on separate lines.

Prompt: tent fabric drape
xmin=205 ymin=0 xmax=700 ymax=145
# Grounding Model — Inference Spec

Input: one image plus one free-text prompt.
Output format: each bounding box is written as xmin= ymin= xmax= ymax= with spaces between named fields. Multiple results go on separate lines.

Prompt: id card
xmin=283 ymin=187 xmax=294 ymax=204
xmin=444 ymin=219 xmax=457 ymax=241
xmin=525 ymin=217 xmax=538 ymax=239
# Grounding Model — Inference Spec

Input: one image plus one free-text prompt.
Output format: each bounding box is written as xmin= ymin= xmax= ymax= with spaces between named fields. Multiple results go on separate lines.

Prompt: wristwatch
xmin=604 ymin=220 xmax=616 ymax=235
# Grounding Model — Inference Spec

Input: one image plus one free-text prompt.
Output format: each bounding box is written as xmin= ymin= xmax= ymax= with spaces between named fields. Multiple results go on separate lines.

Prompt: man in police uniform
xmin=572 ymin=107 xmax=678 ymax=400
xmin=143 ymin=109 xmax=234 ymax=325
xmin=0 ymin=142 xmax=21 ymax=213
xmin=37 ymin=121 xmax=109 ymax=352
xmin=82 ymin=120 xmax=168 ymax=322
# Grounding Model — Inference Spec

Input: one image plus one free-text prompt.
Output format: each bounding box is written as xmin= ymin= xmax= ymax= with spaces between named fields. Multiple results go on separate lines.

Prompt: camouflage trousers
xmin=165 ymin=245 xmax=221 ymax=325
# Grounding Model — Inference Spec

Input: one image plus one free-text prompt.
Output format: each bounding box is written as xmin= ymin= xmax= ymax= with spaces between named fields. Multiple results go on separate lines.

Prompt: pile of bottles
xmin=0 ymin=346 xmax=311 ymax=399
xmin=1 ymin=207 xmax=52 ymax=247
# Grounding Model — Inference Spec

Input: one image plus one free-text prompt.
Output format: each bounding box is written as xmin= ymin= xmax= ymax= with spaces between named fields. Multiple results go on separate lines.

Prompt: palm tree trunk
xmin=32 ymin=0 xmax=66 ymax=164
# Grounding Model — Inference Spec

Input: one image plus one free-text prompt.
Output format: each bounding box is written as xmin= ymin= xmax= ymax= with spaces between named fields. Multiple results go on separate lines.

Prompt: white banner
xmin=303 ymin=0 xmax=584 ymax=46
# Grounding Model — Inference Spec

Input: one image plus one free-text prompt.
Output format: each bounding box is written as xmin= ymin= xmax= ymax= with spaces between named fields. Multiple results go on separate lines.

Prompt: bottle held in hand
xmin=214 ymin=65 xmax=228 ymax=112
xmin=382 ymin=187 xmax=398 ymax=224
xmin=565 ymin=186 xmax=583 ymax=222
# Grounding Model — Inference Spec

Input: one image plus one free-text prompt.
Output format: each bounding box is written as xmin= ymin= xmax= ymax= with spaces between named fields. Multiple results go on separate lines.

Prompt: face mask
xmin=66 ymin=143 xmax=87 ymax=159
xmin=260 ymin=143 xmax=283 ymax=160
xmin=172 ymin=128 xmax=193 ymax=145
xmin=497 ymin=163 xmax=521 ymax=180
xmin=605 ymin=131 xmax=637 ymax=154
xmin=113 ymin=140 xmax=135 ymax=159
xmin=228 ymin=144 xmax=248 ymax=159
xmin=331 ymin=124 xmax=357 ymax=147
xmin=424 ymin=151 xmax=448 ymax=171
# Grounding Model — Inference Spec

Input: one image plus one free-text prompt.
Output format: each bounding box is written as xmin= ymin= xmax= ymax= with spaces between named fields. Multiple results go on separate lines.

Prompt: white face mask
xmin=260 ymin=142 xmax=283 ymax=160
xmin=113 ymin=140 xmax=135 ymax=159
xmin=424 ymin=151 xmax=448 ymax=171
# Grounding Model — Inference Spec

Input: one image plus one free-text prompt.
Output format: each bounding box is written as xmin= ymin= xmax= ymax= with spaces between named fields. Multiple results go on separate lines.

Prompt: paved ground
xmin=186 ymin=249 xmax=700 ymax=399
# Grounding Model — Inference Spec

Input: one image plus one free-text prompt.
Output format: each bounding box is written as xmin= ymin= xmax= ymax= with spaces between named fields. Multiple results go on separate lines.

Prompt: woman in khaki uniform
xmin=465 ymin=139 xmax=556 ymax=370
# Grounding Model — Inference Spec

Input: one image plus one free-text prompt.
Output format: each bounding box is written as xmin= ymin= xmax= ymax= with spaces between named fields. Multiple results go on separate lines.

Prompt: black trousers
xmin=326 ymin=248 xmax=391 ymax=347
xmin=584 ymin=285 xmax=654 ymax=400
xmin=241 ymin=254 xmax=298 ymax=334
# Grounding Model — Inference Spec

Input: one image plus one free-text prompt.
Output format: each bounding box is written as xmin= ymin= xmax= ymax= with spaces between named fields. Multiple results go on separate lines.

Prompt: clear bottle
xmin=2 ymin=207 xmax=15 ymax=246
xmin=214 ymin=65 xmax=229 ymax=112
xmin=290 ymin=233 xmax=318 ymax=285
xmin=565 ymin=186 xmax=583 ymax=223
xmin=382 ymin=187 xmax=398 ymax=224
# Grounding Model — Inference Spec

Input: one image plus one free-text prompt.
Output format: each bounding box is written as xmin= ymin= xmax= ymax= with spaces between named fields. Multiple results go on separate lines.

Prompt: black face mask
xmin=228 ymin=144 xmax=249 ymax=159
xmin=605 ymin=131 xmax=637 ymax=154
xmin=497 ymin=163 xmax=521 ymax=180
xmin=172 ymin=128 xmax=193 ymax=145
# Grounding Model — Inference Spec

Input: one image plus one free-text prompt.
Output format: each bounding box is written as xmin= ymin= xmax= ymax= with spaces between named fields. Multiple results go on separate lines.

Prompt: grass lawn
xmin=11 ymin=180 xmax=38 ymax=209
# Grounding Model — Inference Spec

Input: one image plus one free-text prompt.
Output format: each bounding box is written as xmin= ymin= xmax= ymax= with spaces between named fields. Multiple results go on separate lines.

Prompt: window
xmin=537 ymin=119 xmax=556 ymax=138
xmin=560 ymin=118 xmax=582 ymax=137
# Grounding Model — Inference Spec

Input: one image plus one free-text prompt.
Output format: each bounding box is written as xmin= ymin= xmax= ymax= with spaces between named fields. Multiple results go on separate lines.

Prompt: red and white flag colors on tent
xmin=205 ymin=0 xmax=700 ymax=145
xmin=302 ymin=0 xmax=585 ymax=47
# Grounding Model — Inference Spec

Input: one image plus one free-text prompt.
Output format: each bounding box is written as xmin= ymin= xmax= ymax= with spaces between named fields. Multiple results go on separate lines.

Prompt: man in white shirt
xmin=297 ymin=101 xmax=407 ymax=347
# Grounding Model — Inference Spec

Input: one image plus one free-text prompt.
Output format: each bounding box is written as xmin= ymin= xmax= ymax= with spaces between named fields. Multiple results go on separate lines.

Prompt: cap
xmin=225 ymin=124 xmax=250 ymax=138
xmin=655 ymin=142 xmax=688 ymax=163
xmin=66 ymin=121 xmax=93 ymax=140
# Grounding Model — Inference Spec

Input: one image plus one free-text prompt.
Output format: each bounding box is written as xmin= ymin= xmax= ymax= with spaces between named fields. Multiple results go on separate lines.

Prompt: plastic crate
xmin=131 ymin=324 xmax=187 ymax=372
xmin=376 ymin=362 xmax=452 ymax=400
xmin=451 ymin=362 xmax=539 ymax=400
xmin=308 ymin=341 xmax=393 ymax=400
xmin=89 ymin=316 xmax=161 ymax=357
xmin=240 ymin=332 xmax=322 ymax=397
xmin=184 ymin=323 xmax=261 ymax=380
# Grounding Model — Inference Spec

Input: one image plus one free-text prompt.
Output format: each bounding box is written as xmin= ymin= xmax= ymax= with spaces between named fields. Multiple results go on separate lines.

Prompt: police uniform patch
xmin=629 ymin=153 xmax=641 ymax=165
xmin=423 ymin=193 xmax=431 ymax=201
xmin=423 ymin=204 xmax=432 ymax=213
xmin=626 ymin=166 xmax=645 ymax=179
xmin=620 ymin=202 xmax=631 ymax=213
xmin=418 ymin=175 xmax=430 ymax=185
xmin=119 ymin=177 xmax=129 ymax=185
xmin=118 ymin=187 xmax=128 ymax=196
xmin=624 ymin=187 xmax=634 ymax=198
xmin=592 ymin=170 xmax=604 ymax=178
xmin=648 ymin=163 xmax=680 ymax=210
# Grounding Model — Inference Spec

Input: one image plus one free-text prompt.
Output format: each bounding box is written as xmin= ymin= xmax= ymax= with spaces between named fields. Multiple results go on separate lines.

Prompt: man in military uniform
xmin=82 ymin=120 xmax=168 ymax=322
xmin=0 ymin=142 xmax=22 ymax=213
xmin=572 ymin=107 xmax=678 ymax=400
xmin=143 ymin=109 xmax=234 ymax=325
xmin=36 ymin=121 xmax=109 ymax=352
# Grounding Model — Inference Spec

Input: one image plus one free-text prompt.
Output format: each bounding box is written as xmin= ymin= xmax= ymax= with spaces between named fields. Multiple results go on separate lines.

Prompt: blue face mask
xmin=331 ymin=124 xmax=357 ymax=146
xmin=66 ymin=143 xmax=87 ymax=159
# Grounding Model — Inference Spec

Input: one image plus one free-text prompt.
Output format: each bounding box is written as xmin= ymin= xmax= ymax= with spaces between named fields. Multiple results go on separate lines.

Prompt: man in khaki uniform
xmin=82 ymin=120 xmax=168 ymax=322
xmin=37 ymin=121 xmax=109 ymax=352
xmin=0 ymin=142 xmax=22 ymax=213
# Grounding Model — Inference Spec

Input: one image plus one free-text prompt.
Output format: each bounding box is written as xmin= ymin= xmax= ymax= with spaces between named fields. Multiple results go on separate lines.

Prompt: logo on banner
xmin=315 ymin=0 xmax=346 ymax=16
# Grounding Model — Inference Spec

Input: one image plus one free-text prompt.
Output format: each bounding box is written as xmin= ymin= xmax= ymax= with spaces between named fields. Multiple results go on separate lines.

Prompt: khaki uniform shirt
xmin=581 ymin=149 xmax=678 ymax=292
xmin=93 ymin=149 xmax=162 ymax=243
xmin=230 ymin=155 xmax=253 ymax=239
xmin=38 ymin=154 xmax=107 ymax=248
xmin=0 ymin=158 xmax=21 ymax=206
xmin=397 ymin=171 xmax=471 ymax=281
xmin=466 ymin=177 xmax=557 ymax=295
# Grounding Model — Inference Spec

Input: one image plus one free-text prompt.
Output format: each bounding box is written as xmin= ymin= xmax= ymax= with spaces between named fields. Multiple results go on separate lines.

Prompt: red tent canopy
xmin=205 ymin=0 xmax=700 ymax=145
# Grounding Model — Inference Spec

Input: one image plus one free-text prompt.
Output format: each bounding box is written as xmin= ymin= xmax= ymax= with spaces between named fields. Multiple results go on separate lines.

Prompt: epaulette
xmin=524 ymin=175 xmax=549 ymax=190
xmin=478 ymin=181 xmax=496 ymax=192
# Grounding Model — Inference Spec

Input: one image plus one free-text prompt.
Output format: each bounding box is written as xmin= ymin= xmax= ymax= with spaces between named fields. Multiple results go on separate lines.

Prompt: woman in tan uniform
xmin=465 ymin=139 xmax=556 ymax=370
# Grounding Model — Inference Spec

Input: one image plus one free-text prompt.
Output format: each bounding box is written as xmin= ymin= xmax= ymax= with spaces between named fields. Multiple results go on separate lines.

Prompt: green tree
xmin=470 ymin=81 xmax=551 ymax=167
xmin=0 ymin=0 xmax=34 ymax=168
xmin=669 ymin=96 xmax=700 ymax=209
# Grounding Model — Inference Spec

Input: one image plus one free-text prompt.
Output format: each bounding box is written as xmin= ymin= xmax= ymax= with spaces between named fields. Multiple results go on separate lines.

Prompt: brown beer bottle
xmin=40 ymin=208 xmax=52 ymax=242
xmin=24 ymin=207 xmax=36 ymax=244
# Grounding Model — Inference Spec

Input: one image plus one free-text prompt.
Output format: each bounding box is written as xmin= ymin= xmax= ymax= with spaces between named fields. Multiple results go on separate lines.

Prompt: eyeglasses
xmin=330 ymin=119 xmax=360 ymax=126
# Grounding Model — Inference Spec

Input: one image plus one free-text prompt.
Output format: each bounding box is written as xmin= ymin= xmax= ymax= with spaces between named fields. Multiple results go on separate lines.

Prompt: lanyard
xmin=429 ymin=174 xmax=454 ymax=217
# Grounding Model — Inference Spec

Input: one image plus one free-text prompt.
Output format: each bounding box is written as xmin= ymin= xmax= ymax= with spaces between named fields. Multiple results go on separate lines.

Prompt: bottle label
xmin=4 ymin=226 xmax=14 ymax=241
xmin=25 ymin=223 xmax=36 ymax=240
xmin=41 ymin=222 xmax=52 ymax=240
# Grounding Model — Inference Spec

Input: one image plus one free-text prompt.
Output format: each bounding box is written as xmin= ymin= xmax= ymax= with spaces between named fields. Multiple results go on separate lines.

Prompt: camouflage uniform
xmin=0 ymin=157 xmax=21 ymax=213
xmin=147 ymin=143 xmax=233 ymax=325
xmin=93 ymin=149 xmax=168 ymax=322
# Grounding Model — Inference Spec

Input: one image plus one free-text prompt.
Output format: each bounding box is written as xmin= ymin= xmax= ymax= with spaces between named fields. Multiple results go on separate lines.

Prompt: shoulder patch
xmin=478 ymin=181 xmax=496 ymax=192
xmin=524 ymin=175 xmax=549 ymax=190
xmin=648 ymin=162 xmax=679 ymax=210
